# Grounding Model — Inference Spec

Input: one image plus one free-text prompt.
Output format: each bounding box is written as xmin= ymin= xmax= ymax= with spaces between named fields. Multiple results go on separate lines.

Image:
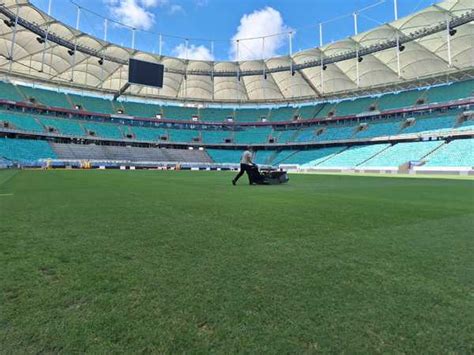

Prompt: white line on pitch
xmin=0 ymin=193 xmax=14 ymax=197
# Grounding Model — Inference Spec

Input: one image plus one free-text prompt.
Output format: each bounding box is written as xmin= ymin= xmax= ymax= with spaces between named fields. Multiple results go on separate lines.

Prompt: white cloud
xmin=195 ymin=0 xmax=209 ymax=7
xmin=168 ymin=4 xmax=184 ymax=14
xmin=104 ymin=0 xmax=170 ymax=30
xmin=172 ymin=43 xmax=214 ymax=61
xmin=141 ymin=0 xmax=167 ymax=6
xmin=230 ymin=7 xmax=292 ymax=61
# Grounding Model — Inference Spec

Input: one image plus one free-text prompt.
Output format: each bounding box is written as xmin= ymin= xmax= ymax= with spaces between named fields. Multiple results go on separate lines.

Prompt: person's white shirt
xmin=240 ymin=150 xmax=253 ymax=164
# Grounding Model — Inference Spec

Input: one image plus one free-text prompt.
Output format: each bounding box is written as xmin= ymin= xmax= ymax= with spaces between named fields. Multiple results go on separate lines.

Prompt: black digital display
xmin=128 ymin=58 xmax=164 ymax=88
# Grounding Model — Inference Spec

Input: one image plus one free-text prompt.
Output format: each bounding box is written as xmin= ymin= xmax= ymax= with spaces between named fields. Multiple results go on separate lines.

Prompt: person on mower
xmin=232 ymin=147 xmax=256 ymax=185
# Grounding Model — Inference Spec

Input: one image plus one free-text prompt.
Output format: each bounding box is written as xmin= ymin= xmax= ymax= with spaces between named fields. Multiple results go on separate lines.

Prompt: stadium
xmin=0 ymin=0 xmax=473 ymax=352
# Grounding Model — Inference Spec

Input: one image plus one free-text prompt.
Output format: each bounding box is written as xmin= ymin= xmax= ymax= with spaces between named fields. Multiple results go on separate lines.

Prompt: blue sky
xmin=31 ymin=0 xmax=438 ymax=61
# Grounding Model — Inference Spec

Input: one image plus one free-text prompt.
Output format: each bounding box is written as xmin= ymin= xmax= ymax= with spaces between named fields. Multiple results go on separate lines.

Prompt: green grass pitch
xmin=1 ymin=170 xmax=473 ymax=353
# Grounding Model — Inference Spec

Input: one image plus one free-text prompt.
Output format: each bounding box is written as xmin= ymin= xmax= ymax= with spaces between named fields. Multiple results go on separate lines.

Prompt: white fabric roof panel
xmin=0 ymin=0 xmax=471 ymax=103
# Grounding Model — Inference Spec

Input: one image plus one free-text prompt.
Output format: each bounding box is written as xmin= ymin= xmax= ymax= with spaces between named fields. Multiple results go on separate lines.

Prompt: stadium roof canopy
xmin=0 ymin=0 xmax=473 ymax=104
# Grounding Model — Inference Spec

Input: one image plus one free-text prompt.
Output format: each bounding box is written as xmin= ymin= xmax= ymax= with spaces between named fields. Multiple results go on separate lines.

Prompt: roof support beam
xmin=297 ymin=66 xmax=322 ymax=97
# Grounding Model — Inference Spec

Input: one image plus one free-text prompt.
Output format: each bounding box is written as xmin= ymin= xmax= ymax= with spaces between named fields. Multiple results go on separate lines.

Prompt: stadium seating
xmin=318 ymin=144 xmax=390 ymax=167
xmin=0 ymin=80 xmax=472 ymax=124
xmin=271 ymin=150 xmax=298 ymax=164
xmin=121 ymin=100 xmax=162 ymax=118
xmin=269 ymin=107 xmax=297 ymax=121
xmin=297 ymin=104 xmax=325 ymax=119
xmin=18 ymin=85 xmax=71 ymax=109
xmin=377 ymin=89 xmax=425 ymax=111
xmin=39 ymin=117 xmax=86 ymax=136
xmin=0 ymin=111 xmax=44 ymax=132
xmin=403 ymin=115 xmax=456 ymax=134
xmin=361 ymin=141 xmax=443 ymax=167
xmin=201 ymin=130 xmax=231 ymax=144
xmin=320 ymin=125 xmax=357 ymax=141
xmin=199 ymin=107 xmax=234 ymax=122
xmin=285 ymin=147 xmax=346 ymax=166
xmin=254 ymin=150 xmax=276 ymax=165
xmin=162 ymin=105 xmax=198 ymax=120
xmin=234 ymin=127 xmax=272 ymax=144
xmin=168 ymin=129 xmax=200 ymax=143
xmin=0 ymin=79 xmax=472 ymax=170
xmin=424 ymin=139 xmax=474 ymax=167
xmin=295 ymin=127 xmax=318 ymax=142
xmin=356 ymin=119 xmax=403 ymax=138
xmin=296 ymin=125 xmax=356 ymax=142
xmin=235 ymin=108 xmax=269 ymax=122
xmin=334 ymin=97 xmax=375 ymax=116
xmin=51 ymin=142 xmax=212 ymax=163
xmin=206 ymin=149 xmax=242 ymax=164
xmin=426 ymin=80 xmax=474 ymax=104
xmin=458 ymin=117 xmax=474 ymax=130
xmin=273 ymin=129 xmax=300 ymax=143
xmin=82 ymin=121 xmax=124 ymax=139
xmin=131 ymin=126 xmax=166 ymax=141
xmin=314 ymin=103 xmax=336 ymax=118
xmin=0 ymin=81 xmax=24 ymax=102
xmin=0 ymin=137 xmax=56 ymax=162
xmin=119 ymin=125 xmax=134 ymax=138
xmin=68 ymin=93 xmax=114 ymax=114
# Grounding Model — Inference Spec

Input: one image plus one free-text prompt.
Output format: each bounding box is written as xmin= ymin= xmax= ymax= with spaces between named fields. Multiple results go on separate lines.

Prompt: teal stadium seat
xmin=273 ymin=129 xmax=299 ymax=143
xmin=0 ymin=81 xmax=24 ymax=102
xmin=295 ymin=127 xmax=319 ymax=142
xmin=163 ymin=105 xmax=198 ymax=120
xmin=199 ymin=108 xmax=234 ymax=122
xmin=377 ymin=89 xmax=425 ymax=111
xmin=334 ymin=97 xmax=375 ymax=116
xmin=318 ymin=144 xmax=389 ymax=168
xmin=280 ymin=147 xmax=346 ymax=165
xmin=296 ymin=124 xmax=356 ymax=142
xmin=285 ymin=147 xmax=343 ymax=166
xmin=83 ymin=121 xmax=124 ymax=139
xmin=297 ymin=104 xmax=325 ymax=119
xmin=201 ymin=130 xmax=231 ymax=144
xmin=235 ymin=108 xmax=269 ymax=122
xmin=254 ymin=150 xmax=275 ymax=165
xmin=234 ymin=127 xmax=272 ymax=144
xmin=458 ymin=117 xmax=474 ymax=131
xmin=206 ymin=149 xmax=242 ymax=164
xmin=0 ymin=111 xmax=44 ymax=132
xmin=131 ymin=126 xmax=166 ymax=141
xmin=320 ymin=125 xmax=357 ymax=141
xmin=0 ymin=137 xmax=56 ymax=162
xmin=68 ymin=93 xmax=114 ymax=114
xmin=271 ymin=150 xmax=298 ymax=164
xmin=424 ymin=139 xmax=474 ymax=167
xmin=120 ymin=125 xmax=134 ymax=138
xmin=426 ymin=80 xmax=474 ymax=104
xmin=357 ymin=119 xmax=404 ymax=138
xmin=403 ymin=115 xmax=456 ymax=134
xmin=168 ymin=129 xmax=200 ymax=143
xmin=121 ymin=101 xmax=162 ymax=118
xmin=19 ymin=85 xmax=71 ymax=109
xmin=361 ymin=141 xmax=443 ymax=167
xmin=314 ymin=103 xmax=336 ymax=118
xmin=269 ymin=107 xmax=297 ymax=121
xmin=39 ymin=117 xmax=85 ymax=136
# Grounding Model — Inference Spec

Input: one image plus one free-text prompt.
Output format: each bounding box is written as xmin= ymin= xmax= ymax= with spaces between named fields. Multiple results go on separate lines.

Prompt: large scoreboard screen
xmin=128 ymin=58 xmax=164 ymax=88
